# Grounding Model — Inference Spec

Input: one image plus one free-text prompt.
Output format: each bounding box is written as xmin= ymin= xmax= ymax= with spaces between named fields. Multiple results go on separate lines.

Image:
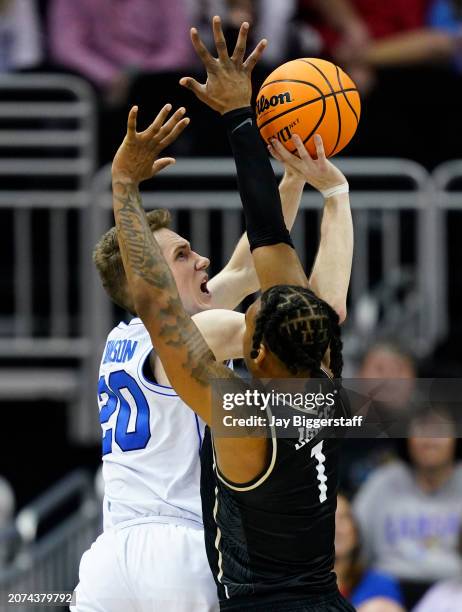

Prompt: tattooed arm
xmin=112 ymin=105 xmax=268 ymax=483
xmin=112 ymin=104 xmax=237 ymax=427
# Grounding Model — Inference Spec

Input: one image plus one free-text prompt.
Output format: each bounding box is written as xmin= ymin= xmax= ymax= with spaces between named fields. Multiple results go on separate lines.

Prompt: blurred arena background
xmin=1 ymin=0 xmax=462 ymax=610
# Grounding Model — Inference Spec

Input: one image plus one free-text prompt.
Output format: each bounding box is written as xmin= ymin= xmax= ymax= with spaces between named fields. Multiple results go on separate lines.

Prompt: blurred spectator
xmin=353 ymin=409 xmax=462 ymax=607
xmin=226 ymin=0 xmax=253 ymax=25
xmin=308 ymin=0 xmax=429 ymax=58
xmin=340 ymin=341 xmax=417 ymax=495
xmin=200 ymin=1 xmax=299 ymax=67
xmin=335 ymin=493 xmax=405 ymax=612
xmin=300 ymin=0 xmax=462 ymax=92
xmin=430 ymin=0 xmax=462 ymax=33
xmin=185 ymin=0 xmax=226 ymax=24
xmin=301 ymin=0 xmax=371 ymax=63
xmin=48 ymin=0 xmax=194 ymax=105
xmin=185 ymin=0 xmax=226 ymax=40
xmin=0 ymin=0 xmax=42 ymax=72
xmin=249 ymin=1 xmax=299 ymax=67
xmin=412 ymin=522 xmax=462 ymax=611
xmin=358 ymin=341 xmax=417 ymax=382
xmin=297 ymin=0 xmax=462 ymax=166
xmin=358 ymin=341 xmax=417 ymax=414
xmin=428 ymin=0 xmax=462 ymax=68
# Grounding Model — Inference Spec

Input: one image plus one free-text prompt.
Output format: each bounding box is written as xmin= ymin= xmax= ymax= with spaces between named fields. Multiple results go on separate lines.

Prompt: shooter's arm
xmin=208 ymin=170 xmax=305 ymax=309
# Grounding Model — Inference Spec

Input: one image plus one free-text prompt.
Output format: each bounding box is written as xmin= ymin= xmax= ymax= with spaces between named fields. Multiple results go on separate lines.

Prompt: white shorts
xmin=71 ymin=517 xmax=218 ymax=612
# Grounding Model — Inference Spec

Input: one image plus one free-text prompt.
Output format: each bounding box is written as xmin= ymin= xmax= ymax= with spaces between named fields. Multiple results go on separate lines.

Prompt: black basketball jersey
xmin=200 ymin=378 xmax=349 ymax=610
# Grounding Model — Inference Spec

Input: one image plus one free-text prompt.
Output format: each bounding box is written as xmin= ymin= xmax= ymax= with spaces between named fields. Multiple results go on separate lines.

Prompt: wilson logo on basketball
xmin=256 ymin=92 xmax=293 ymax=116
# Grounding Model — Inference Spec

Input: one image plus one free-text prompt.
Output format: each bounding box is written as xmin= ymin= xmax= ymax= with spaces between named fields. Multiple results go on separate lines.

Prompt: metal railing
xmin=0 ymin=471 xmax=100 ymax=612
xmin=430 ymin=160 xmax=462 ymax=345
xmin=0 ymin=74 xmax=97 ymax=440
xmin=0 ymin=74 xmax=96 ymax=353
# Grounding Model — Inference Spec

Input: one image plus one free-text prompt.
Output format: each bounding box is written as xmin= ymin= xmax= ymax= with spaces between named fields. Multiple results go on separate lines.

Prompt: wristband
xmin=321 ymin=182 xmax=349 ymax=199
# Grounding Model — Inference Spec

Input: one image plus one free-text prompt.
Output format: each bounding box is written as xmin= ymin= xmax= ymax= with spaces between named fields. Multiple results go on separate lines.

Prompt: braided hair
xmin=250 ymin=285 xmax=343 ymax=378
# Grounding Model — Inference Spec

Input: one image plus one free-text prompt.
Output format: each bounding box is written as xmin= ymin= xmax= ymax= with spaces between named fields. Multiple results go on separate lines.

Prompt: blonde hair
xmin=93 ymin=209 xmax=171 ymax=312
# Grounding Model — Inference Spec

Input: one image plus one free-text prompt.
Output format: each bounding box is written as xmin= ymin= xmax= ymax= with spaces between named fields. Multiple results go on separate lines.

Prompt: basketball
xmin=256 ymin=58 xmax=361 ymax=158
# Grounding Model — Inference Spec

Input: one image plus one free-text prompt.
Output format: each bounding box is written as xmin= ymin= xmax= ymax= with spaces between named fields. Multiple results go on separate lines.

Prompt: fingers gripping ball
xmin=256 ymin=58 xmax=361 ymax=158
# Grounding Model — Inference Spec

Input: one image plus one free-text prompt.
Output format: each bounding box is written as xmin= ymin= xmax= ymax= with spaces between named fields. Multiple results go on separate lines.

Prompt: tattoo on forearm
xmin=113 ymin=181 xmax=172 ymax=289
xmin=113 ymin=179 xmax=234 ymax=389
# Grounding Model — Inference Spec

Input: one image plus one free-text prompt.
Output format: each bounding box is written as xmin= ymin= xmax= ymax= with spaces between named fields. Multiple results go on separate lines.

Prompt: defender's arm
xmin=180 ymin=17 xmax=310 ymax=290
xmin=224 ymin=105 xmax=309 ymax=291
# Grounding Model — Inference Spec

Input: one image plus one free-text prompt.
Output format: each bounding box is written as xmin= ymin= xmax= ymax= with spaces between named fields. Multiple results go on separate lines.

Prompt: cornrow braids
xmin=251 ymin=285 xmax=343 ymax=378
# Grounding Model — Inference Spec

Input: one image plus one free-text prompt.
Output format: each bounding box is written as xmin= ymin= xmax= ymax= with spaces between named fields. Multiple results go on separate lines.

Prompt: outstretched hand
xmin=180 ymin=16 xmax=267 ymax=114
xmin=112 ymin=105 xmax=190 ymax=184
xmin=268 ymin=135 xmax=347 ymax=194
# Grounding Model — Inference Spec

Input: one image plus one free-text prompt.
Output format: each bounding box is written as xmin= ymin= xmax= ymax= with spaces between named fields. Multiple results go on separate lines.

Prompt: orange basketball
xmin=256 ymin=58 xmax=361 ymax=158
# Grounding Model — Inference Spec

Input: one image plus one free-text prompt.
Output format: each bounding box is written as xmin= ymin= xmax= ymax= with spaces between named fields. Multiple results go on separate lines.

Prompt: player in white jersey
xmin=98 ymin=317 xmax=208 ymax=530
xmin=72 ymin=35 xmax=310 ymax=612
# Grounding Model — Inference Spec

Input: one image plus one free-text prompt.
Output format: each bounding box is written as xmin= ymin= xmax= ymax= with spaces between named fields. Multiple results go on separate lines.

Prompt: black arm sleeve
xmin=223 ymin=106 xmax=294 ymax=252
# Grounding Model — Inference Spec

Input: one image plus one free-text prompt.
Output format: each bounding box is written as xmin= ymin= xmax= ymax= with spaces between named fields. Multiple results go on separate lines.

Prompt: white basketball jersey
xmin=98 ymin=317 xmax=206 ymax=529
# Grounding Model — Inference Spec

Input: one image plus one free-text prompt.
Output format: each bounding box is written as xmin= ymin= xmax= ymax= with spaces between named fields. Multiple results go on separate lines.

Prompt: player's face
xmin=243 ymin=298 xmax=262 ymax=376
xmin=154 ymin=228 xmax=212 ymax=315
xmin=334 ymin=495 xmax=358 ymax=560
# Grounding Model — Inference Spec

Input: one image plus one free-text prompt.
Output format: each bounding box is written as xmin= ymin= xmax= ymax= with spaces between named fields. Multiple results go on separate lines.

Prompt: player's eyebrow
xmin=173 ymin=241 xmax=191 ymax=255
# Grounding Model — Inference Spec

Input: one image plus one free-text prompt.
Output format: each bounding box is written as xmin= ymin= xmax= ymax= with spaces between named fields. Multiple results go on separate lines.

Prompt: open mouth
xmin=200 ymin=280 xmax=210 ymax=295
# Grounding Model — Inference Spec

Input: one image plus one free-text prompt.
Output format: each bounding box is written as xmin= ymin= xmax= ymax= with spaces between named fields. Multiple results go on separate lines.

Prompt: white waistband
xmin=111 ymin=514 xmax=204 ymax=532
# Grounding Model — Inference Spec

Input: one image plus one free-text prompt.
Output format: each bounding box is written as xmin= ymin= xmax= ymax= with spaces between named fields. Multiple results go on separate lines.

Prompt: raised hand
xmin=269 ymin=134 xmax=347 ymax=194
xmin=180 ymin=16 xmax=267 ymax=114
xmin=112 ymin=105 xmax=190 ymax=184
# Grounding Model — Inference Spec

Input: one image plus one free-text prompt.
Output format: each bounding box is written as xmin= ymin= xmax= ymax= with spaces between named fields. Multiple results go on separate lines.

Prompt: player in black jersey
xmin=112 ymin=16 xmax=354 ymax=611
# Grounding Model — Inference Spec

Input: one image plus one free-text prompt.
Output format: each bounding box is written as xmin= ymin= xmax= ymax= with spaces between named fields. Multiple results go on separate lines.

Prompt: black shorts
xmin=220 ymin=590 xmax=356 ymax=612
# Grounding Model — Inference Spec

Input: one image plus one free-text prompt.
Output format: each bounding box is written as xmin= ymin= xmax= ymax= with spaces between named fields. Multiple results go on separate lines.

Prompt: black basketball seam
xmin=299 ymin=59 xmax=342 ymax=156
xmin=257 ymin=88 xmax=357 ymax=131
xmin=284 ymin=100 xmax=327 ymax=155
xmin=260 ymin=77 xmax=333 ymax=91
xmin=299 ymin=101 xmax=327 ymax=153
xmin=335 ymin=65 xmax=359 ymax=125
xmin=297 ymin=60 xmax=342 ymax=157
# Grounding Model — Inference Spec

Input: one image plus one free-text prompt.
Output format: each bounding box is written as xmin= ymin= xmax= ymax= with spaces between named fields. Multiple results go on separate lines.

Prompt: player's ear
xmin=252 ymin=343 xmax=267 ymax=366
